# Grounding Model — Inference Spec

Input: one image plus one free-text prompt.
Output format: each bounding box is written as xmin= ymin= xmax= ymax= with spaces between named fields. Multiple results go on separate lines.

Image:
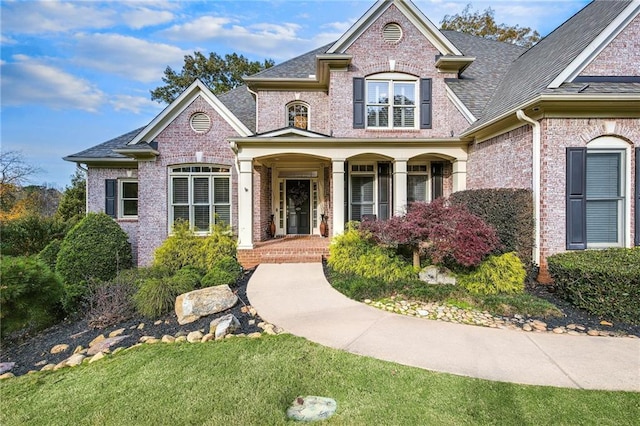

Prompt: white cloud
xmin=1 ymin=1 xmax=116 ymax=34
xmin=72 ymin=33 xmax=189 ymax=83
xmin=1 ymin=55 xmax=105 ymax=112
xmin=110 ymin=94 xmax=161 ymax=114
xmin=1 ymin=34 xmax=18 ymax=45
xmin=121 ymin=7 xmax=175 ymax=30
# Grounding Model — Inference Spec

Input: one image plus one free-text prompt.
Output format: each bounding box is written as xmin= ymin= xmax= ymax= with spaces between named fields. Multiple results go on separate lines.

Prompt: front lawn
xmin=1 ymin=335 xmax=638 ymax=425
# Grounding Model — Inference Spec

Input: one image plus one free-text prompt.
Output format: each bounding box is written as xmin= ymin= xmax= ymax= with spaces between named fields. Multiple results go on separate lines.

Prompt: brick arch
xmin=161 ymin=155 xmax=234 ymax=168
xmin=579 ymin=121 xmax=636 ymax=145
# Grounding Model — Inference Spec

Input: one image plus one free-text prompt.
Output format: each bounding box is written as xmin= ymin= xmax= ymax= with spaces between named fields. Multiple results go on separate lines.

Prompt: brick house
xmin=65 ymin=0 xmax=640 ymax=278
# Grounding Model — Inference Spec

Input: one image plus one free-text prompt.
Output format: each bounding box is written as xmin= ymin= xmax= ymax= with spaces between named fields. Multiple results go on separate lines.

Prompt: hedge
xmin=451 ymin=188 xmax=534 ymax=272
xmin=547 ymin=248 xmax=640 ymax=325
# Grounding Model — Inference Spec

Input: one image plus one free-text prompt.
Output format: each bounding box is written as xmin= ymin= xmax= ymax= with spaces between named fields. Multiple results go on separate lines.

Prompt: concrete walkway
xmin=247 ymin=263 xmax=640 ymax=391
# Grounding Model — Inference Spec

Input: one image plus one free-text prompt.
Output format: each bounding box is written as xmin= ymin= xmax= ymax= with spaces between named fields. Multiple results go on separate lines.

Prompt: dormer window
xmin=287 ymin=102 xmax=309 ymax=130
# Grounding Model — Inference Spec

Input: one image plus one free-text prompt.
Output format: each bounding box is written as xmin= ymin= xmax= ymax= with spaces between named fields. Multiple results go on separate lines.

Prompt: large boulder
xmin=419 ymin=265 xmax=456 ymax=285
xmin=175 ymin=285 xmax=238 ymax=325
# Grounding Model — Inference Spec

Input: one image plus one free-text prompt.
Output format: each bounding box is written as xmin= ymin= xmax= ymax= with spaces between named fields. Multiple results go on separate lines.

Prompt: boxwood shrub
xmin=56 ymin=213 xmax=133 ymax=313
xmin=547 ymin=248 xmax=640 ymax=325
xmin=451 ymin=189 xmax=534 ymax=272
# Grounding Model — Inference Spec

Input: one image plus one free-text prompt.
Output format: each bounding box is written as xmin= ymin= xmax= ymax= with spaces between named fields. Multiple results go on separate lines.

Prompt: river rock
xmin=0 ymin=362 xmax=15 ymax=374
xmin=175 ymin=285 xmax=238 ymax=325
xmin=50 ymin=344 xmax=69 ymax=354
xmin=210 ymin=314 xmax=241 ymax=339
xmin=66 ymin=354 xmax=86 ymax=367
xmin=286 ymin=396 xmax=337 ymax=422
xmin=187 ymin=330 xmax=204 ymax=343
xmin=87 ymin=335 xmax=129 ymax=355
xmin=108 ymin=328 xmax=125 ymax=338
xmin=0 ymin=372 xmax=15 ymax=380
xmin=89 ymin=352 xmax=106 ymax=364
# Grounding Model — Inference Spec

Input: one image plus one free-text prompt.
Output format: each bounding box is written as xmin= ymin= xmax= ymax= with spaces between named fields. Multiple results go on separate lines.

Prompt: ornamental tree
xmin=360 ymin=199 xmax=500 ymax=269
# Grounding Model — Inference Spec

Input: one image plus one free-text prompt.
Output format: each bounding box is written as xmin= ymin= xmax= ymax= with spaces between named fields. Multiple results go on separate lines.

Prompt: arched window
xmin=287 ymin=102 xmax=309 ymax=130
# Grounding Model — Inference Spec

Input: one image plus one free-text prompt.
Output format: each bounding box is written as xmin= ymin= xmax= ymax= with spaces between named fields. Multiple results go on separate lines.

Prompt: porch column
xmin=237 ymin=159 xmax=253 ymax=249
xmin=393 ymin=159 xmax=408 ymax=215
xmin=332 ymin=159 xmax=345 ymax=235
xmin=452 ymin=159 xmax=467 ymax=193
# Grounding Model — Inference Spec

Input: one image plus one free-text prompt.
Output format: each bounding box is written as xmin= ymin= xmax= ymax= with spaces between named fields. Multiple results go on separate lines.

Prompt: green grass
xmin=2 ymin=335 xmax=638 ymax=425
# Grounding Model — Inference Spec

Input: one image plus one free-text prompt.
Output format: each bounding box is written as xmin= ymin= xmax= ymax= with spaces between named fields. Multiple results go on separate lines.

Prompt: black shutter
xmin=378 ymin=163 xmax=391 ymax=220
xmin=420 ymin=78 xmax=432 ymax=129
xmin=344 ymin=161 xmax=349 ymax=225
xmin=635 ymin=148 xmax=640 ymax=246
xmin=431 ymin=162 xmax=443 ymax=200
xmin=105 ymin=179 xmax=117 ymax=218
xmin=353 ymin=78 xmax=365 ymax=129
xmin=566 ymin=148 xmax=587 ymax=250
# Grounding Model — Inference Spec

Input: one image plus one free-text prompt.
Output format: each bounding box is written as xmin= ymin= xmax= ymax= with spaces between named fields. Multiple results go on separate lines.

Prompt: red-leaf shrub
xmin=360 ymin=199 xmax=500 ymax=268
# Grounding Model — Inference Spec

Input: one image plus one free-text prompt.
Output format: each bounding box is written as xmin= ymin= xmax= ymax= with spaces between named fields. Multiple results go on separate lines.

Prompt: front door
xmin=286 ymin=180 xmax=310 ymax=234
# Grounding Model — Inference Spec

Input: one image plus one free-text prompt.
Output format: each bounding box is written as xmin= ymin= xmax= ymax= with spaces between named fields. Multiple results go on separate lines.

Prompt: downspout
xmin=515 ymin=110 xmax=541 ymax=269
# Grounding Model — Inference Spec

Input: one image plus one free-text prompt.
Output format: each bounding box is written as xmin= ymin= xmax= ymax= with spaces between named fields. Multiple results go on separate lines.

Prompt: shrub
xmin=56 ymin=213 xmax=133 ymax=313
xmin=457 ymin=252 xmax=526 ymax=295
xmin=134 ymin=273 xmax=196 ymax=318
xmin=171 ymin=266 xmax=203 ymax=289
xmin=38 ymin=239 xmax=62 ymax=271
xmin=85 ymin=278 xmax=137 ymax=329
xmin=0 ymin=214 xmax=68 ymax=256
xmin=328 ymin=226 xmax=415 ymax=284
xmin=326 ymin=269 xmax=393 ymax=301
xmin=547 ymin=248 xmax=640 ymax=325
xmin=451 ymin=189 xmax=534 ymax=271
xmin=0 ymin=256 xmax=64 ymax=338
xmin=153 ymin=221 xmax=237 ymax=273
xmin=201 ymin=256 xmax=242 ymax=287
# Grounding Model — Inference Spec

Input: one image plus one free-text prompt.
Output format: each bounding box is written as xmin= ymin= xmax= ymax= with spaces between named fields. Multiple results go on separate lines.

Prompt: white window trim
xmin=286 ymin=101 xmax=310 ymax=130
xmin=407 ymin=162 xmax=430 ymax=203
xmin=349 ymin=162 xmax=377 ymax=221
xmin=366 ymin=72 xmax=418 ymax=130
xmin=586 ymin=136 xmax=631 ymax=248
xmin=119 ymin=179 xmax=138 ymax=219
xmin=168 ymin=165 xmax=232 ymax=235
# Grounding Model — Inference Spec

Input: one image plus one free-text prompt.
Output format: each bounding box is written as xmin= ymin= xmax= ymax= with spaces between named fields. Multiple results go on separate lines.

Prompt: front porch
xmin=237 ymin=235 xmax=330 ymax=269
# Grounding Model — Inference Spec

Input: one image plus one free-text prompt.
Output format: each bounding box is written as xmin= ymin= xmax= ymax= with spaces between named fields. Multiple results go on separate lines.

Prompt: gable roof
xmin=465 ymin=0 xmax=637 ymax=133
xmin=217 ymin=85 xmax=256 ymax=133
xmin=328 ymin=0 xmax=461 ymax=56
xmin=64 ymin=127 xmax=144 ymax=164
xmin=247 ymin=43 xmax=333 ymax=80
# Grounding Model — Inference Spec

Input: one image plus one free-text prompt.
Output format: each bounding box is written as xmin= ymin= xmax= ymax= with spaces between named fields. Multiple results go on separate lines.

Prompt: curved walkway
xmin=247 ymin=263 xmax=640 ymax=391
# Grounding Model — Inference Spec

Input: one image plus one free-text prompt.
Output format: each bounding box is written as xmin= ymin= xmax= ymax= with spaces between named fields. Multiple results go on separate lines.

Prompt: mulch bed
xmin=0 ymin=269 xmax=262 ymax=377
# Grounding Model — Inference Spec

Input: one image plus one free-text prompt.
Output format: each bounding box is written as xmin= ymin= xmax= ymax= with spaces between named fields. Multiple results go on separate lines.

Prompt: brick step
xmin=237 ymin=249 xmax=329 ymax=269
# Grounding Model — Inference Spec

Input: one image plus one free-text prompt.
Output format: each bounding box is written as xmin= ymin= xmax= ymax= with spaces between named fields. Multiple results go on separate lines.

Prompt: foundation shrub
xmin=328 ymin=225 xmax=415 ymax=285
xmin=134 ymin=272 xmax=197 ymax=319
xmin=451 ymin=189 xmax=533 ymax=272
xmin=38 ymin=239 xmax=62 ymax=271
xmin=55 ymin=213 xmax=133 ymax=314
xmin=201 ymin=223 xmax=237 ymax=270
xmin=85 ymin=277 xmax=137 ymax=329
xmin=201 ymin=256 xmax=242 ymax=287
xmin=547 ymin=248 xmax=640 ymax=324
xmin=457 ymin=252 xmax=526 ymax=295
xmin=1 ymin=256 xmax=64 ymax=338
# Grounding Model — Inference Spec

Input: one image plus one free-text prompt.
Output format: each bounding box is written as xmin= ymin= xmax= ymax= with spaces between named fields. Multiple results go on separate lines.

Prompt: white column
xmin=237 ymin=159 xmax=253 ymax=249
xmin=452 ymin=159 xmax=467 ymax=193
xmin=332 ymin=159 xmax=345 ymax=235
xmin=393 ymin=159 xmax=408 ymax=215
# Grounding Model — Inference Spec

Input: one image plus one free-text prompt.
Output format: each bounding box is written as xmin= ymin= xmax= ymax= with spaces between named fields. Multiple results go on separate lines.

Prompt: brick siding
xmin=580 ymin=16 xmax=640 ymax=76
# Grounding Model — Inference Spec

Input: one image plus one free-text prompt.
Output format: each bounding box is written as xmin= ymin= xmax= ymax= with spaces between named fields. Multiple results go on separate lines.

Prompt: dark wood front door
xmin=286 ymin=180 xmax=311 ymax=234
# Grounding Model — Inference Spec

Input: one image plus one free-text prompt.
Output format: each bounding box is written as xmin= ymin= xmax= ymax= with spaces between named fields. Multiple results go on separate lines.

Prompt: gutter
xmin=515 ymin=110 xmax=541 ymax=269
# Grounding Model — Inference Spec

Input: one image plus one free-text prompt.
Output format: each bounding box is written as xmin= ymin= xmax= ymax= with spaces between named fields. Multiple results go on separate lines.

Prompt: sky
xmin=1 ymin=0 xmax=591 ymax=189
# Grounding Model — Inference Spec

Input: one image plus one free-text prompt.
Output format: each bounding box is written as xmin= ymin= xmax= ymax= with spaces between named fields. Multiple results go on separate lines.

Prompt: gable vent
xmin=383 ymin=23 xmax=402 ymax=43
xmin=190 ymin=112 xmax=211 ymax=133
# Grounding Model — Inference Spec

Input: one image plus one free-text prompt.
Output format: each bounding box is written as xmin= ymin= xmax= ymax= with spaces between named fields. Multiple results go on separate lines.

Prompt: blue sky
xmin=1 ymin=0 xmax=590 ymax=188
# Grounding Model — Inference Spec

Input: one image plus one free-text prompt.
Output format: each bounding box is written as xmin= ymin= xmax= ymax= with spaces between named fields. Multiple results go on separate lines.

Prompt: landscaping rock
xmin=108 ymin=328 xmax=125 ymax=338
xmin=419 ymin=265 xmax=456 ymax=285
xmin=89 ymin=352 xmax=106 ymax=364
xmin=0 ymin=362 xmax=16 ymax=374
xmin=286 ymin=396 xmax=337 ymax=422
xmin=210 ymin=314 xmax=241 ymax=340
xmin=50 ymin=344 xmax=69 ymax=354
xmin=41 ymin=364 xmax=55 ymax=371
xmin=587 ymin=329 xmax=600 ymax=336
xmin=89 ymin=334 xmax=106 ymax=348
xmin=73 ymin=345 xmax=85 ymax=354
xmin=247 ymin=332 xmax=262 ymax=338
xmin=87 ymin=335 xmax=129 ymax=355
xmin=161 ymin=335 xmax=176 ymax=343
xmin=175 ymin=285 xmax=238 ymax=325
xmin=0 ymin=372 xmax=15 ymax=380
xmin=187 ymin=331 xmax=204 ymax=343
xmin=65 ymin=354 xmax=86 ymax=367
xmin=201 ymin=333 xmax=215 ymax=343
xmin=522 ymin=323 xmax=533 ymax=332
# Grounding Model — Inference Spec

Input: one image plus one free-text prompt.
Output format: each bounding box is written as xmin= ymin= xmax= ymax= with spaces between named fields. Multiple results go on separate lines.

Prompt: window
xmin=585 ymin=151 xmax=625 ymax=246
xmin=170 ymin=165 xmax=231 ymax=232
xmin=407 ymin=164 xmax=428 ymax=203
xmin=350 ymin=164 xmax=375 ymax=221
xmin=120 ymin=180 xmax=138 ymax=218
xmin=367 ymin=78 xmax=416 ymax=128
xmin=287 ymin=103 xmax=308 ymax=130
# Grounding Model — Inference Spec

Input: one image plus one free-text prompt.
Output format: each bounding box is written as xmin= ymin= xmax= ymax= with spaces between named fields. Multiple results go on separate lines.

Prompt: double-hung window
xmin=170 ymin=165 xmax=231 ymax=232
xmin=367 ymin=75 xmax=417 ymax=129
xmin=120 ymin=180 xmax=138 ymax=218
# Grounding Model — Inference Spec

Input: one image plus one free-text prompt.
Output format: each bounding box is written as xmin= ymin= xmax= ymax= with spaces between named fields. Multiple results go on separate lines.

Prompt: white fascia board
xmin=327 ymin=0 xmax=461 ymax=56
xmin=548 ymin=0 xmax=640 ymax=89
xmin=256 ymin=128 xmax=327 ymax=138
xmin=445 ymin=85 xmax=477 ymax=124
xmin=129 ymin=80 xmax=251 ymax=145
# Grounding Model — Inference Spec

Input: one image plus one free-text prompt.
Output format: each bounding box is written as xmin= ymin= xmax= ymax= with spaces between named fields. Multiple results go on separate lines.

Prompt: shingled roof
xmin=64 ymin=127 xmax=144 ymax=162
xmin=217 ymin=85 xmax=256 ymax=133
xmin=248 ymin=43 xmax=333 ymax=79
xmin=466 ymin=0 xmax=633 ymax=131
